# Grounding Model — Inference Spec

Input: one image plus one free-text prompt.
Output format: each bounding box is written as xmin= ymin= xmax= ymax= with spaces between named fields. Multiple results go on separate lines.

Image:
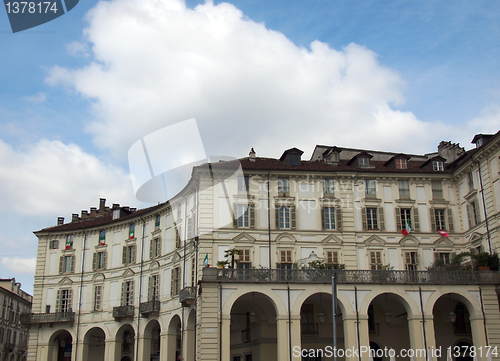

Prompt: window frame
xmin=323 ymin=179 xmax=335 ymax=195
xmin=395 ymin=158 xmax=408 ymax=169
xmin=398 ymin=180 xmax=410 ymax=198
xmin=365 ymin=179 xmax=376 ymax=197
xmin=278 ymin=177 xmax=289 ymax=195
xmin=366 ymin=207 xmax=378 ymax=230
xmin=432 ymin=161 xmax=444 ymax=171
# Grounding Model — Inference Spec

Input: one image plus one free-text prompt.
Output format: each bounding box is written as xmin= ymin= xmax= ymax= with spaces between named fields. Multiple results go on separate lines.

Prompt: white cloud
xmin=46 ymin=0 xmax=497 ymax=160
xmin=1 ymin=257 xmax=36 ymax=276
xmin=66 ymin=41 xmax=90 ymax=58
xmin=0 ymin=138 xmax=136 ymax=216
xmin=24 ymin=92 xmax=47 ymax=103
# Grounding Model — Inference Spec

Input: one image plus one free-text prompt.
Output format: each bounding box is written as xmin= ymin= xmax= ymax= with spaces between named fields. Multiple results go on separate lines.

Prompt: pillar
xmin=358 ymin=315 xmax=370 ymax=361
xmin=220 ymin=315 xmax=231 ymax=361
xmin=343 ymin=315 xmax=360 ymax=361
xmin=290 ymin=315 xmax=301 ymax=360
xmin=276 ymin=316 xmax=290 ymax=361
xmin=104 ymin=339 xmax=118 ymax=361
xmin=470 ymin=316 xmax=488 ymax=361
xmin=407 ymin=316 xmax=425 ymax=361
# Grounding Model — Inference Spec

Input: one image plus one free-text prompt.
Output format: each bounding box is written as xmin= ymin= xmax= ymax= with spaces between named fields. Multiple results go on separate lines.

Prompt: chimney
xmin=99 ymin=198 xmax=106 ymax=212
xmin=437 ymin=141 xmax=465 ymax=163
xmin=249 ymin=148 xmax=256 ymax=162
xmin=90 ymin=207 xmax=97 ymax=217
xmin=72 ymin=214 xmax=79 ymax=222
xmin=57 ymin=217 xmax=64 ymax=225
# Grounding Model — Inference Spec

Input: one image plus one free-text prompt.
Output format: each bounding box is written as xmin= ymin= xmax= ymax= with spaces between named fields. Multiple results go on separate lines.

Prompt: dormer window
xmin=395 ymin=158 xmax=407 ymax=169
xmin=359 ymin=157 xmax=370 ymax=167
xmin=433 ymin=161 xmax=444 ymax=171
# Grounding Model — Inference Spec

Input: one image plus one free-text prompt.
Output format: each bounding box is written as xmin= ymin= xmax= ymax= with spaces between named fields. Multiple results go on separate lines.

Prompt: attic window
xmin=476 ymin=138 xmax=483 ymax=148
xmin=396 ymin=159 xmax=407 ymax=169
xmin=288 ymin=154 xmax=301 ymax=166
xmin=433 ymin=161 xmax=444 ymax=171
xmin=359 ymin=157 xmax=370 ymax=167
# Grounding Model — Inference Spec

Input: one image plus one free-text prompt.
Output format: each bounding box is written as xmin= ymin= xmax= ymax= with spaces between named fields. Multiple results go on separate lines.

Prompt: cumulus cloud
xmin=0 ymin=138 xmax=136 ymax=216
xmin=1 ymin=257 xmax=36 ymax=275
xmin=46 ymin=0 xmax=496 ymax=160
xmin=66 ymin=41 xmax=90 ymax=58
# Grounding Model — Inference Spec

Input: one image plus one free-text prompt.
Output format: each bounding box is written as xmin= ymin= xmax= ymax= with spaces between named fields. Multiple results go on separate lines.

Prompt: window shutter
xmin=362 ymin=208 xmax=367 ymax=231
xmin=275 ymin=207 xmax=280 ymax=229
xmin=321 ymin=207 xmax=326 ymax=230
xmin=131 ymin=245 xmax=136 ymax=264
xmin=122 ymin=246 xmax=127 ymax=264
xmin=150 ymin=239 xmax=154 ymax=259
xmin=291 ymin=206 xmax=296 ymax=229
xmin=412 ymin=207 xmax=420 ymax=232
xmin=59 ymin=256 xmax=64 ymax=274
xmin=233 ymin=204 xmax=238 ymax=227
xmin=378 ymin=207 xmax=385 ymax=231
xmin=121 ymin=282 xmax=125 ymax=306
xmin=249 ymin=203 xmax=255 ymax=228
xmin=148 ymin=276 xmax=153 ymax=301
xmin=92 ymin=253 xmax=97 ymax=271
xmin=130 ymin=281 xmax=134 ymax=306
xmin=170 ymin=270 xmax=175 ymax=297
xmin=447 ymin=208 xmax=454 ymax=232
xmin=70 ymin=255 xmax=75 ymax=273
xmin=55 ymin=290 xmax=60 ymax=313
xmin=103 ymin=252 xmax=107 ymax=270
xmin=68 ymin=289 xmax=73 ymax=311
xmin=466 ymin=204 xmax=472 ymax=229
xmin=430 ymin=208 xmax=436 ymax=231
xmin=395 ymin=208 xmax=402 ymax=230
xmin=336 ymin=207 xmax=342 ymax=231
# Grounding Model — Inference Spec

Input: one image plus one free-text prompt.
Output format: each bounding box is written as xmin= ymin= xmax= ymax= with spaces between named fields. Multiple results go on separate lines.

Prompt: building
xmin=0 ymin=278 xmax=32 ymax=361
xmin=24 ymin=132 xmax=500 ymax=361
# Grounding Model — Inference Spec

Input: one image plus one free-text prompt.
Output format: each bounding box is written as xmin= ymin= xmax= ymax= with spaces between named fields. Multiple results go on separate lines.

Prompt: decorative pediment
xmin=92 ymin=273 xmax=105 ymax=282
xmin=150 ymin=261 xmax=160 ymax=271
xmin=467 ymin=232 xmax=483 ymax=244
xmin=59 ymin=277 xmax=73 ymax=286
xmin=233 ymin=232 xmax=256 ymax=244
xmin=172 ymin=252 xmax=182 ymax=264
xmin=122 ymin=268 xmax=135 ymax=278
xmin=364 ymin=235 xmax=385 ymax=247
xmin=433 ymin=237 xmax=454 ymax=249
xmin=399 ymin=235 xmax=419 ymax=247
xmin=321 ymin=234 xmax=343 ymax=246
xmin=276 ymin=233 xmax=297 ymax=244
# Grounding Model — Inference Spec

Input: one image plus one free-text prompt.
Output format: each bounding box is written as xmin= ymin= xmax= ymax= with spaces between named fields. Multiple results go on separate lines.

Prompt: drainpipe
xmin=287 ymin=285 xmax=292 ymax=361
xmin=268 ymin=171 xmax=272 ymax=269
xmin=475 ymin=160 xmax=492 ymax=254
xmin=74 ymin=229 xmax=87 ymax=361
xmin=418 ymin=287 xmax=428 ymax=355
xmin=479 ymin=287 xmax=489 ymax=346
xmin=354 ymin=286 xmax=360 ymax=361
xmin=136 ymin=217 xmax=146 ymax=361
xmin=219 ymin=284 xmax=223 ymax=361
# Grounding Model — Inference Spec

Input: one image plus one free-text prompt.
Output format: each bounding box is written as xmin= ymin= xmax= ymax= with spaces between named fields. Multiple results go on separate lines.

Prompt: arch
xmin=275 ymin=232 xmax=297 ymax=243
xmin=166 ymin=314 xmax=182 ymax=361
xmin=222 ymin=289 xmax=285 ymax=317
xmin=143 ymin=319 xmax=161 ymax=361
xmin=83 ymin=327 xmax=106 ymax=361
xmin=48 ymin=329 xmax=73 ymax=361
xmin=185 ymin=309 xmax=196 ymax=361
xmin=359 ymin=290 xmax=418 ymax=319
xmin=115 ymin=324 xmax=135 ymax=361
xmin=427 ymin=290 xmax=482 ymax=318
xmin=293 ymin=289 xmax=351 ymax=318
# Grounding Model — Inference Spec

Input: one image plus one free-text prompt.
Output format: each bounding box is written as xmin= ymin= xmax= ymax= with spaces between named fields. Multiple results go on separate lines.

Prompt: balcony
xmin=4 ymin=343 xmax=15 ymax=351
xmin=139 ymin=300 xmax=160 ymax=317
xmin=179 ymin=286 xmax=196 ymax=307
xmin=202 ymin=268 xmax=500 ymax=285
xmin=20 ymin=312 xmax=75 ymax=325
xmin=112 ymin=305 xmax=135 ymax=320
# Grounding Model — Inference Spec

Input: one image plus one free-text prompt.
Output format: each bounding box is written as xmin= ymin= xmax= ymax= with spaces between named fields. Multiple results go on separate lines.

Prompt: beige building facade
xmin=25 ymin=132 xmax=500 ymax=361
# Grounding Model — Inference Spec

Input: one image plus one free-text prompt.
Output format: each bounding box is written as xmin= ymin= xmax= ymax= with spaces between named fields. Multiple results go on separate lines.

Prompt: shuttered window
xmin=326 ymin=251 xmax=339 ymax=265
xmin=322 ymin=207 xmax=336 ymax=230
xmin=398 ymin=180 xmax=410 ymax=198
xmin=122 ymin=245 xmax=136 ymax=265
xmin=171 ymin=267 xmax=181 ymax=296
xmin=148 ymin=274 xmax=160 ymax=301
xmin=92 ymin=251 xmax=107 ymax=271
xmin=276 ymin=206 xmax=296 ymax=229
xmin=150 ymin=238 xmax=161 ymax=259
xmin=93 ymin=285 xmax=102 ymax=311
xmin=59 ymin=255 xmax=75 ymax=274
xmin=56 ymin=289 xmax=73 ymax=313
xmin=238 ymin=249 xmax=251 ymax=269
xmin=405 ymin=252 xmax=418 ymax=271
xmin=370 ymin=251 xmax=382 ymax=270
xmin=121 ymin=280 xmax=134 ymax=306
xmin=279 ymin=250 xmax=292 ymax=269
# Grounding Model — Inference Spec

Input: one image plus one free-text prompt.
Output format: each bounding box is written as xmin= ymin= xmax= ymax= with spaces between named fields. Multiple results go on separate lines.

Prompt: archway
xmin=167 ymin=315 xmax=182 ymax=361
xmin=185 ymin=310 xmax=196 ymax=361
xmin=83 ymin=327 xmax=106 ymax=361
xmin=143 ymin=319 xmax=161 ymax=361
xmin=300 ymin=292 xmax=344 ymax=361
xmin=48 ymin=329 xmax=73 ymax=361
xmin=433 ymin=294 xmax=473 ymax=360
xmin=230 ymin=292 xmax=278 ymax=361
xmin=367 ymin=293 xmax=411 ymax=357
xmin=115 ymin=324 xmax=135 ymax=361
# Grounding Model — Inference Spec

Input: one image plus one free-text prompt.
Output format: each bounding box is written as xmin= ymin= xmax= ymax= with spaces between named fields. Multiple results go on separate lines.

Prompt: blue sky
xmin=1 ymin=0 xmax=499 ymax=293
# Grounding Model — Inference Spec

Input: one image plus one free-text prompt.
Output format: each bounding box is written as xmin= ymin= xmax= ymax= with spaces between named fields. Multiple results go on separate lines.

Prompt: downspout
xmin=418 ymin=287 xmax=428 ymax=354
xmin=219 ymin=284 xmax=223 ymax=361
xmin=135 ymin=217 xmax=147 ymax=361
xmin=287 ymin=285 xmax=292 ymax=361
xmin=74 ymin=229 xmax=87 ymax=361
xmin=475 ymin=160 xmax=492 ymax=254
xmin=268 ymin=171 xmax=272 ymax=269
xmin=479 ymin=287 xmax=489 ymax=346
xmin=354 ymin=286 xmax=361 ymax=361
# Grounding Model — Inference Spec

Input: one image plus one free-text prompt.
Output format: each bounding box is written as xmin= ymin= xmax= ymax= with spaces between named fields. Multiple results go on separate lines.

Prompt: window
xmin=99 ymin=230 xmax=106 ymax=245
xmin=370 ymin=251 xmax=383 ymax=270
xmin=326 ymin=251 xmax=339 ymax=265
xmin=59 ymin=255 xmax=75 ymax=274
xmin=278 ymin=177 xmax=289 ymax=195
xmin=437 ymin=252 xmax=451 ymax=265
xmin=467 ymin=172 xmax=474 ymax=190
xmin=150 ymin=237 xmax=161 ymax=258
xmin=359 ymin=157 xmax=370 ymax=167
xmin=400 ymin=208 xmax=411 ymax=229
xmin=395 ymin=158 xmax=407 ymax=169
xmin=65 ymin=234 xmax=74 ymax=250
xmin=398 ymin=180 xmax=410 ymax=198
xmin=175 ymin=228 xmax=181 ymax=248
xmin=155 ymin=214 xmax=161 ymax=229
xmin=433 ymin=161 xmax=444 ymax=171
xmin=121 ymin=280 xmax=134 ymax=306
xmin=323 ymin=179 xmax=335 ymax=194
xmin=278 ymin=206 xmax=291 ymax=229
xmin=92 ymin=251 xmax=107 ymax=271
xmin=49 ymin=240 xmax=59 ymax=250
xmin=467 ymin=200 xmax=480 ymax=227
xmin=57 ymin=289 xmax=72 ymax=313
xmin=129 ymin=223 xmax=135 ymax=239
xmin=238 ymin=250 xmax=251 ymax=269
xmin=93 ymin=285 xmax=102 ymax=311
xmin=433 ymin=209 xmax=446 ymax=230
xmin=191 ymin=258 xmax=196 ymax=286
xmin=171 ymin=267 xmax=181 ymax=296
xmin=122 ymin=244 xmax=136 ymax=265
xmin=365 ymin=208 xmax=378 ymax=230
xmin=405 ymin=252 xmax=418 ymax=271
xmin=237 ymin=204 xmax=249 ymax=227
xmin=365 ymin=180 xmax=376 ymax=197
xmin=431 ymin=180 xmax=443 ymax=199
xmin=322 ymin=207 xmax=336 ymax=230
xmin=238 ymin=176 xmax=249 ymax=193
xmin=279 ymin=250 xmax=292 ymax=269
xmin=148 ymin=274 xmax=159 ymax=301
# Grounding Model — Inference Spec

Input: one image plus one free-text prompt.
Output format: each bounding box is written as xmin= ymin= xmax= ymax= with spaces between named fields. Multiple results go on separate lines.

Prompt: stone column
xmin=470 ymin=315 xmax=488 ymax=361
xmin=358 ymin=315 xmax=371 ymax=361
xmin=276 ymin=315 xmax=290 ymax=361
xmin=342 ymin=315 xmax=360 ymax=361
xmin=407 ymin=316 xmax=425 ymax=361
xmin=220 ymin=315 xmax=231 ymax=361
xmin=104 ymin=339 xmax=119 ymax=361
xmin=290 ymin=315 xmax=301 ymax=361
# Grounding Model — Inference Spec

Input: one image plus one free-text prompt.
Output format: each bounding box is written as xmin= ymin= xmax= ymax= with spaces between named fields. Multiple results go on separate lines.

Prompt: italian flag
xmin=129 ymin=229 xmax=134 ymax=239
xmin=438 ymin=230 xmax=449 ymax=237
xmin=203 ymin=254 xmax=209 ymax=267
xmin=65 ymin=239 xmax=72 ymax=250
xmin=401 ymin=221 xmax=411 ymax=236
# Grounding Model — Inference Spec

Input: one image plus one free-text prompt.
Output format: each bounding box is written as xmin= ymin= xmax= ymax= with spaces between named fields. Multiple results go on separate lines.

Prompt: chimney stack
xmin=99 ymin=198 xmax=106 ymax=212
xmin=249 ymin=148 xmax=256 ymax=162
xmin=57 ymin=217 xmax=64 ymax=225
xmin=72 ymin=214 xmax=79 ymax=222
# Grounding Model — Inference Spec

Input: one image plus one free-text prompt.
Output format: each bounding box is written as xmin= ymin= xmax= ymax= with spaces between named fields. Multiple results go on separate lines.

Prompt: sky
xmin=1 ymin=0 xmax=500 ymax=294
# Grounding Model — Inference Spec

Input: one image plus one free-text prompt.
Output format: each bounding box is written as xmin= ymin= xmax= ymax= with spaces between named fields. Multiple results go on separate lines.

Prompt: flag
xmin=401 ymin=221 xmax=412 ymax=236
xmin=438 ymin=230 xmax=449 ymax=237
xmin=203 ymin=254 xmax=208 ymax=267
xmin=65 ymin=239 xmax=73 ymax=250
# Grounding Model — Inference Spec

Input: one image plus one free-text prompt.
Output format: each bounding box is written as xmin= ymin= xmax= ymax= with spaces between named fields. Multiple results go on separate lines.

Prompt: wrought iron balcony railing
xmin=20 ymin=312 xmax=75 ymax=325
xmin=112 ymin=305 xmax=135 ymax=319
xmin=202 ymin=268 xmax=500 ymax=285
xmin=139 ymin=300 xmax=160 ymax=317
xmin=179 ymin=286 xmax=196 ymax=306
xmin=4 ymin=343 xmax=15 ymax=351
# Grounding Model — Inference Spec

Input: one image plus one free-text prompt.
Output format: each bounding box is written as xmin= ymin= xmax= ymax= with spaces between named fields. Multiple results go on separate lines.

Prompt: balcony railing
xmin=179 ymin=286 xmax=196 ymax=306
xmin=112 ymin=305 xmax=135 ymax=320
xmin=139 ymin=300 xmax=160 ymax=317
xmin=202 ymin=268 xmax=500 ymax=285
xmin=4 ymin=343 xmax=15 ymax=351
xmin=20 ymin=311 xmax=75 ymax=325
